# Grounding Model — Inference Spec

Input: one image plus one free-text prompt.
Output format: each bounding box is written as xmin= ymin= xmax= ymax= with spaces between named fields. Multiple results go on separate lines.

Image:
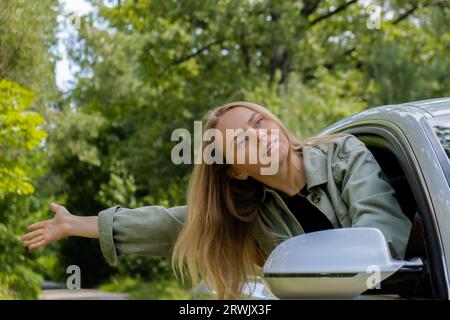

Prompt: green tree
xmin=0 ymin=0 xmax=59 ymax=104
xmin=0 ymin=0 xmax=60 ymax=299
xmin=0 ymin=80 xmax=47 ymax=299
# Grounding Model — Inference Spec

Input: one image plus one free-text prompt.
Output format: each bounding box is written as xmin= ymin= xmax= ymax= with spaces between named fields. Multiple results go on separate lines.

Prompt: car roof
xmin=317 ymin=98 xmax=450 ymax=136
xmin=398 ymin=97 xmax=450 ymax=117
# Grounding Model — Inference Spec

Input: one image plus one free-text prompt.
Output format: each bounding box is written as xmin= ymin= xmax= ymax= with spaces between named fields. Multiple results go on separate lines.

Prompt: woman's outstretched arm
xmin=21 ymin=202 xmax=187 ymax=265
xmin=21 ymin=202 xmax=99 ymax=250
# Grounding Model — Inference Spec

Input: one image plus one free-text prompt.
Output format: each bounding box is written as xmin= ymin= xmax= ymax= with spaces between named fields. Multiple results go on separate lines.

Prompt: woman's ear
xmin=226 ymin=166 xmax=248 ymax=180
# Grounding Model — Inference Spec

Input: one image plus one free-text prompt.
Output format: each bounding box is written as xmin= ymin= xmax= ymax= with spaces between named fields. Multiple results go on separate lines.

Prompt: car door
xmin=323 ymin=121 xmax=449 ymax=299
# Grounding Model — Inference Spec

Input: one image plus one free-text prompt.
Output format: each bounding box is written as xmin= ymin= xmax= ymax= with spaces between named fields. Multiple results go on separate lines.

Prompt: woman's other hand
xmin=21 ymin=202 xmax=73 ymax=250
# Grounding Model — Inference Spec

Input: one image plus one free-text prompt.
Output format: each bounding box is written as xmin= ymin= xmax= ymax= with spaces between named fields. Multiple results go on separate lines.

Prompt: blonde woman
xmin=21 ymin=102 xmax=412 ymax=299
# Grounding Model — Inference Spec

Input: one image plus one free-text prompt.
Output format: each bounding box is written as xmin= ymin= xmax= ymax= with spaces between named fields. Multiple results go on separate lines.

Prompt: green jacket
xmin=98 ymin=134 xmax=412 ymax=266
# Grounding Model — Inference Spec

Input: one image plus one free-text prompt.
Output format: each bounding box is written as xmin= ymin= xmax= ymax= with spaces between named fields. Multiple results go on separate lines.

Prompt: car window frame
xmin=323 ymin=123 xmax=448 ymax=299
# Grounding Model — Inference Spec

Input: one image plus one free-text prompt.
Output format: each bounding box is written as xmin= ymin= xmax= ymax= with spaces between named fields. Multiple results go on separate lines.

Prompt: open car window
xmin=356 ymin=134 xmax=434 ymax=299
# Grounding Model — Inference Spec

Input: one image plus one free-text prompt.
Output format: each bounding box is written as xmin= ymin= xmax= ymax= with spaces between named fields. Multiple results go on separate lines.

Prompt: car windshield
xmin=429 ymin=115 xmax=450 ymax=161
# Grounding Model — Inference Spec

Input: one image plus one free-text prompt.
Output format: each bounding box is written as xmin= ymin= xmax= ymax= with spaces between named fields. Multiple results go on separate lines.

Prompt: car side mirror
xmin=262 ymin=228 xmax=412 ymax=299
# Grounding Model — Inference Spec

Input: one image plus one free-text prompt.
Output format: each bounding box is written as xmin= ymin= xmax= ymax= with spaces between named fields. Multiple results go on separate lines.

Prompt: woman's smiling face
xmin=214 ymin=106 xmax=290 ymax=179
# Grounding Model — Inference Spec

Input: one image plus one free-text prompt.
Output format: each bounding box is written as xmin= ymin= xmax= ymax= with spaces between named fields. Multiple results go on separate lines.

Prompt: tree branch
xmin=309 ymin=0 xmax=358 ymax=27
xmin=393 ymin=5 xmax=419 ymax=24
xmin=159 ymin=39 xmax=225 ymax=76
xmin=392 ymin=0 xmax=450 ymax=25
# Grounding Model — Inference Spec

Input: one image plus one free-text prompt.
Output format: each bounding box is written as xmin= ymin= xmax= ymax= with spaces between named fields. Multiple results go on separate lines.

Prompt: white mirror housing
xmin=262 ymin=228 xmax=407 ymax=299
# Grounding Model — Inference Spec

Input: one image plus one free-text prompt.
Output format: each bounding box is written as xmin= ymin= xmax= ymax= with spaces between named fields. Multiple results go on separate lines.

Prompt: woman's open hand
xmin=21 ymin=202 xmax=74 ymax=250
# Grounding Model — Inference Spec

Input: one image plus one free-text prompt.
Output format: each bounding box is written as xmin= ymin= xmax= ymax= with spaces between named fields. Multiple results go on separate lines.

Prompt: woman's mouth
xmin=267 ymin=139 xmax=278 ymax=156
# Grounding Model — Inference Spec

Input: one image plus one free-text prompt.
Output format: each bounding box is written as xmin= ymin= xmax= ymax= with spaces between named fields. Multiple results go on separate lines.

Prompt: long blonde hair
xmin=172 ymin=101 xmax=348 ymax=299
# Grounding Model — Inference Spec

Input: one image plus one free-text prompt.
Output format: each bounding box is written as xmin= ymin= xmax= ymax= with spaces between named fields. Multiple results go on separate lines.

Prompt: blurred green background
xmin=0 ymin=0 xmax=448 ymax=299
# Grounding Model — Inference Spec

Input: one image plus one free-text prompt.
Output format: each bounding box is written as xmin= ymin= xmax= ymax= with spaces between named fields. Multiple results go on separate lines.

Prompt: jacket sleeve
xmin=97 ymin=205 xmax=186 ymax=265
xmin=336 ymin=136 xmax=412 ymax=260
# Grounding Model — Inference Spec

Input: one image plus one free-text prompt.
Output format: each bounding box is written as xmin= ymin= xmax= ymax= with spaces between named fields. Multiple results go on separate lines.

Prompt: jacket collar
xmin=260 ymin=145 xmax=328 ymax=203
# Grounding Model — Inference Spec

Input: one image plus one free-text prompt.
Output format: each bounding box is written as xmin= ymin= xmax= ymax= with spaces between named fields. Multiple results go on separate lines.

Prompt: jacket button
xmin=312 ymin=194 xmax=321 ymax=203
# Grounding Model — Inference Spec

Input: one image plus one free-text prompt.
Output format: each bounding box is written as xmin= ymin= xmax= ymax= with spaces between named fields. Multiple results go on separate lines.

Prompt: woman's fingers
xmin=21 ymin=203 xmax=64 ymax=250
xmin=24 ymin=235 xmax=45 ymax=247
xmin=28 ymin=239 xmax=48 ymax=250
xmin=21 ymin=229 xmax=44 ymax=242
xmin=50 ymin=202 xmax=60 ymax=213
xmin=27 ymin=220 xmax=48 ymax=231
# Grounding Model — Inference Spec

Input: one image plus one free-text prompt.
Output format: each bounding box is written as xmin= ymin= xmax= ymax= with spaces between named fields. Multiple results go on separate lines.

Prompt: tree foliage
xmin=0 ymin=0 xmax=58 ymax=299
xmin=0 ymin=80 xmax=47 ymax=299
xmin=1 ymin=0 xmax=449 ymax=296
xmin=0 ymin=80 xmax=47 ymax=196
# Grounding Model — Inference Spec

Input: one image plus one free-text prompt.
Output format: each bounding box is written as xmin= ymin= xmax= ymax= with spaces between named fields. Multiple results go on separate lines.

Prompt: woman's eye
xmin=256 ymin=118 xmax=263 ymax=127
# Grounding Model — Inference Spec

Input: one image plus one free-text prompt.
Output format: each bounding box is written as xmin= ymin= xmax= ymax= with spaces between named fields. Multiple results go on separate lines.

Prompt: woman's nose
xmin=257 ymin=129 xmax=267 ymax=145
